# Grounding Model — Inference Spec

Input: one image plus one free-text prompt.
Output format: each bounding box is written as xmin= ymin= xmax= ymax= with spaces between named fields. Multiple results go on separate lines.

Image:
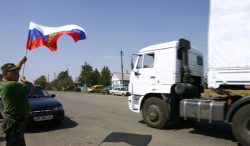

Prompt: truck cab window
xmin=136 ymin=56 xmax=143 ymax=69
xmin=144 ymin=53 xmax=154 ymax=68
xmin=197 ymin=56 xmax=203 ymax=66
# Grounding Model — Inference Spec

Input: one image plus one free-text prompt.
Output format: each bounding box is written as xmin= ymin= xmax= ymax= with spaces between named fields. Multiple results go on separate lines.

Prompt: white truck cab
xmin=129 ymin=40 xmax=204 ymax=113
xmin=127 ymin=39 xmax=250 ymax=146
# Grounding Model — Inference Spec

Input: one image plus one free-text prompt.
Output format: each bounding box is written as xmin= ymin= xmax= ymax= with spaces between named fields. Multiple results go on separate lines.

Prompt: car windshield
xmin=27 ymin=87 xmax=51 ymax=98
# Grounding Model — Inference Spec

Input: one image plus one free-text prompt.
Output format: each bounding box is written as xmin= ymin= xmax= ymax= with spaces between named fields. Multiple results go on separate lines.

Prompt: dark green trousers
xmin=2 ymin=115 xmax=26 ymax=146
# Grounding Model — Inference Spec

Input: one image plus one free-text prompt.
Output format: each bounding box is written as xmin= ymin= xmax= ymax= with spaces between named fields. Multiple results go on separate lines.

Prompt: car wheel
xmin=105 ymin=92 xmax=108 ymax=95
xmin=112 ymin=92 xmax=114 ymax=96
xmin=122 ymin=93 xmax=125 ymax=96
xmin=142 ymin=97 xmax=168 ymax=129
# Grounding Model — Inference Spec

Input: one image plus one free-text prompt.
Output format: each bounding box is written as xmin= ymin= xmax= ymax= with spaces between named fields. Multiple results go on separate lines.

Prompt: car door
xmin=131 ymin=53 xmax=156 ymax=95
xmin=115 ymin=88 xmax=120 ymax=95
xmin=112 ymin=88 xmax=117 ymax=95
xmin=118 ymin=88 xmax=124 ymax=95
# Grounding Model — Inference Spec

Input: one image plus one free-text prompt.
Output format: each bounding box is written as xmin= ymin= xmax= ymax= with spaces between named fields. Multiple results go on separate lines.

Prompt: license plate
xmin=34 ymin=115 xmax=53 ymax=121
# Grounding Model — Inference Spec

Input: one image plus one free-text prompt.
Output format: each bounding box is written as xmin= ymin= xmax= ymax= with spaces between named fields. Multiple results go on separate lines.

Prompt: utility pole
xmin=121 ymin=50 xmax=124 ymax=88
xmin=85 ymin=61 xmax=87 ymax=92
xmin=48 ymin=74 xmax=49 ymax=83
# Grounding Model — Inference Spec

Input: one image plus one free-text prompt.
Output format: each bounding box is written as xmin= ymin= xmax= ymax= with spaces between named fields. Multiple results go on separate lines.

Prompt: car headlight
xmin=53 ymin=106 xmax=63 ymax=111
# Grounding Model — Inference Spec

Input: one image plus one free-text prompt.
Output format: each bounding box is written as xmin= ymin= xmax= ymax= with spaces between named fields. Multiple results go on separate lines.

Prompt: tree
xmin=98 ymin=66 xmax=111 ymax=86
xmin=34 ymin=75 xmax=47 ymax=88
xmin=91 ymin=68 xmax=100 ymax=86
xmin=57 ymin=70 xmax=69 ymax=79
xmin=51 ymin=70 xmax=73 ymax=90
xmin=78 ymin=64 xmax=93 ymax=87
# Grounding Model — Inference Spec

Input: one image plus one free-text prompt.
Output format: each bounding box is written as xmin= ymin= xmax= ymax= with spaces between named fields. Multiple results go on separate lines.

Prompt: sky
xmin=0 ymin=0 xmax=209 ymax=83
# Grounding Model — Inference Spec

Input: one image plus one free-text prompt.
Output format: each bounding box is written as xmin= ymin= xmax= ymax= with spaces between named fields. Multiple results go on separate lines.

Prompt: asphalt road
xmin=0 ymin=91 xmax=239 ymax=146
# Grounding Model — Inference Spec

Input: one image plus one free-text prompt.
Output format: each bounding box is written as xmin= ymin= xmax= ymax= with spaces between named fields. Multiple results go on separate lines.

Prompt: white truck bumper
xmin=128 ymin=95 xmax=143 ymax=113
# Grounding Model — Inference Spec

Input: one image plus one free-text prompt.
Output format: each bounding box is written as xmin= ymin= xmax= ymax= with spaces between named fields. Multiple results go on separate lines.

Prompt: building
xmin=111 ymin=72 xmax=130 ymax=89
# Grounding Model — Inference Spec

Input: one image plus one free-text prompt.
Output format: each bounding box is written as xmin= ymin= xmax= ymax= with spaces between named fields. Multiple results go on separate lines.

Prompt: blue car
xmin=101 ymin=87 xmax=112 ymax=94
xmin=0 ymin=85 xmax=65 ymax=125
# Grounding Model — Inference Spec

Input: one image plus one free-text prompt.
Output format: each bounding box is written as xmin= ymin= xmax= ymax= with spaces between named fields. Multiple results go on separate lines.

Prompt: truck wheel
xmin=232 ymin=104 xmax=250 ymax=146
xmin=142 ymin=97 xmax=167 ymax=129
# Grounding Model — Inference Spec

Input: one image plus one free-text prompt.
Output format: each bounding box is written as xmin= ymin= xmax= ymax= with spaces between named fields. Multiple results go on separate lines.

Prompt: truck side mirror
xmin=131 ymin=60 xmax=134 ymax=69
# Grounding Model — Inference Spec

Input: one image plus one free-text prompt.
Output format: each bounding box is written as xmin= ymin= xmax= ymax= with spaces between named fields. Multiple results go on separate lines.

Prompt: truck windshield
xmin=136 ymin=56 xmax=143 ymax=69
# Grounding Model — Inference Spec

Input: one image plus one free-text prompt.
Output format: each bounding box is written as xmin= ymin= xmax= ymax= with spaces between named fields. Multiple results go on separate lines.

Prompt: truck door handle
xmin=150 ymin=76 xmax=155 ymax=79
xmin=135 ymin=72 xmax=141 ymax=75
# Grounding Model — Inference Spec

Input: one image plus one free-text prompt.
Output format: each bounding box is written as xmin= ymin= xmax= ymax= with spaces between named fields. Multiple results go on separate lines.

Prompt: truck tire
xmin=232 ymin=104 xmax=250 ymax=146
xmin=142 ymin=97 xmax=167 ymax=129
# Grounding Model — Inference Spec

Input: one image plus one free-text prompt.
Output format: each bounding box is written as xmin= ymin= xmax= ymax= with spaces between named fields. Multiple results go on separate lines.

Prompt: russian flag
xmin=26 ymin=22 xmax=87 ymax=51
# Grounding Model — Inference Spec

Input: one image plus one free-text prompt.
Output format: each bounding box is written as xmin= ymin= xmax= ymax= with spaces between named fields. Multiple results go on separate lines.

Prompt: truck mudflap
xmin=180 ymin=99 xmax=226 ymax=122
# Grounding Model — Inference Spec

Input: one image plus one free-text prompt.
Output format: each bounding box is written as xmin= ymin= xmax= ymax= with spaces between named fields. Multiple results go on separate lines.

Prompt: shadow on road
xmin=98 ymin=132 xmax=152 ymax=146
xmin=139 ymin=119 xmax=237 ymax=143
xmin=25 ymin=116 xmax=78 ymax=133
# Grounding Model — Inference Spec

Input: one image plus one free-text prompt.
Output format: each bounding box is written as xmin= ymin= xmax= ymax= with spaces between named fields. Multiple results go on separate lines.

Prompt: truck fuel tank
xmin=180 ymin=99 xmax=227 ymax=123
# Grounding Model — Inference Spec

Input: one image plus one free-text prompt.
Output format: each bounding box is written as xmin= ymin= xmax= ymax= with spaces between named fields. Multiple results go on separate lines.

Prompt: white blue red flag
xmin=26 ymin=22 xmax=87 ymax=51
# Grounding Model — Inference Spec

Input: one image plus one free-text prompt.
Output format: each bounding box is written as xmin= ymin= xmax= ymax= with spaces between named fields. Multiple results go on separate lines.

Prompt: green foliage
xmin=57 ymin=70 xmax=69 ymax=79
xmin=50 ymin=70 xmax=73 ymax=90
xmin=34 ymin=75 xmax=47 ymax=88
xmin=35 ymin=64 xmax=112 ymax=90
xmin=202 ymin=89 xmax=250 ymax=98
xmin=78 ymin=64 xmax=93 ymax=87
xmin=91 ymin=68 xmax=100 ymax=86
xmin=98 ymin=66 xmax=111 ymax=86
xmin=79 ymin=64 xmax=112 ymax=87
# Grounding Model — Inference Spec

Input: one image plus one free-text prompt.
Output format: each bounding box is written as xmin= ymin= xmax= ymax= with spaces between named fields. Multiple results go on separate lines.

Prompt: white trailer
xmin=208 ymin=0 xmax=250 ymax=89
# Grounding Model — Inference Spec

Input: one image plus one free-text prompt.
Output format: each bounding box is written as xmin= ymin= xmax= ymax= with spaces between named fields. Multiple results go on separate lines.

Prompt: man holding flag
xmin=0 ymin=56 xmax=36 ymax=146
xmin=0 ymin=22 xmax=86 ymax=145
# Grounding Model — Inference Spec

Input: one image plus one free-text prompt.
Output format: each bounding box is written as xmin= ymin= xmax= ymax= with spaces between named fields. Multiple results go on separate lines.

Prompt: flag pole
xmin=22 ymin=49 xmax=28 ymax=76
